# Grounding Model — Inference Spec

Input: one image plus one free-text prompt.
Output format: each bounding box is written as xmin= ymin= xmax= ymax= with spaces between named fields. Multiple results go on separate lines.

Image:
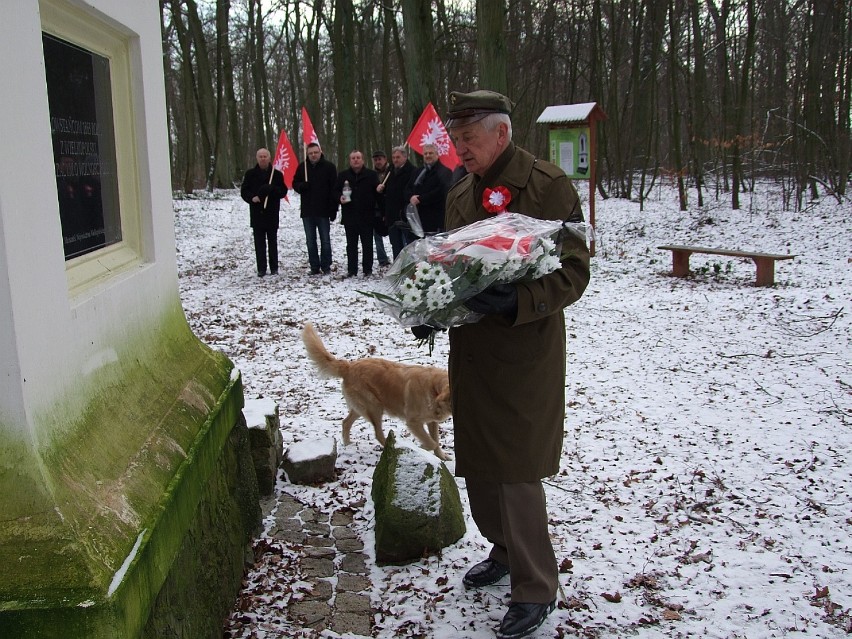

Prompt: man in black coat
xmin=404 ymin=143 xmax=452 ymax=234
xmin=376 ymin=145 xmax=416 ymax=258
xmin=292 ymin=142 xmax=338 ymax=275
xmin=240 ymin=147 xmax=287 ymax=276
xmin=371 ymin=150 xmax=391 ymax=268
xmin=333 ymin=150 xmax=379 ymax=277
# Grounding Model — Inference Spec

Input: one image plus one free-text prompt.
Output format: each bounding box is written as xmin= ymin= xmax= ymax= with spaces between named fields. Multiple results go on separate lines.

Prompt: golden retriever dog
xmin=301 ymin=323 xmax=452 ymax=460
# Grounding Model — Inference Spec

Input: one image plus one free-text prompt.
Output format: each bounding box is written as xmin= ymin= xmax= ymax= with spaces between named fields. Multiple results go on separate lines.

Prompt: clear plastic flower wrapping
xmin=363 ymin=212 xmax=591 ymax=329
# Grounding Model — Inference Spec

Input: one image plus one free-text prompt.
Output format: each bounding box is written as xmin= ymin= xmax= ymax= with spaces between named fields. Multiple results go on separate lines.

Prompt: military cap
xmin=372 ymin=149 xmax=387 ymax=158
xmin=445 ymin=90 xmax=515 ymax=128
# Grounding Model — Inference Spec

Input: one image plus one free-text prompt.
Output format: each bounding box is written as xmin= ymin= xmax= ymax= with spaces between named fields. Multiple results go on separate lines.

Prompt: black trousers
xmin=253 ymin=227 xmax=278 ymax=274
xmin=343 ymin=221 xmax=373 ymax=275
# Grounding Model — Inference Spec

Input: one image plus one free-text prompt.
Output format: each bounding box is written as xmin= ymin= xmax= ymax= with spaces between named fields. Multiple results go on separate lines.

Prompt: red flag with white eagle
xmin=272 ymin=129 xmax=297 ymax=202
xmin=301 ymin=107 xmax=320 ymax=148
xmin=405 ymin=102 xmax=460 ymax=170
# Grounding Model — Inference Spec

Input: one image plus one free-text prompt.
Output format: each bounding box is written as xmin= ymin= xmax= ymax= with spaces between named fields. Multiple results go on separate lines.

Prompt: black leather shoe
xmin=496 ymin=600 xmax=556 ymax=639
xmin=462 ymin=558 xmax=510 ymax=589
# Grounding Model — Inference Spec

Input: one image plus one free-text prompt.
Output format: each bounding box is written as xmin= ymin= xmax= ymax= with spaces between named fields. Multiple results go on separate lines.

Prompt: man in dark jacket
xmin=333 ymin=150 xmax=379 ymax=277
xmin=442 ymin=90 xmax=591 ymax=639
xmin=292 ymin=142 xmax=337 ymax=275
xmin=240 ymin=147 xmax=287 ymax=276
xmin=404 ymin=143 xmax=452 ymax=234
xmin=376 ymin=145 xmax=416 ymax=258
xmin=371 ymin=150 xmax=391 ymax=268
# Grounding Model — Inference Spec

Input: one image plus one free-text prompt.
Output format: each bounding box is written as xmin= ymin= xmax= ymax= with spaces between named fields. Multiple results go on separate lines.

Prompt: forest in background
xmin=160 ymin=0 xmax=851 ymax=211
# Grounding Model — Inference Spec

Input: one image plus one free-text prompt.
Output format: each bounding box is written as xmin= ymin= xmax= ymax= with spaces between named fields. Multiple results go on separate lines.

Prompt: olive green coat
xmin=445 ymin=142 xmax=590 ymax=483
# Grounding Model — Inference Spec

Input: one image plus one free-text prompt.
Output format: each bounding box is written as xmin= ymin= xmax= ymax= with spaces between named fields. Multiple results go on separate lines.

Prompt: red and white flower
xmin=483 ymin=186 xmax=512 ymax=214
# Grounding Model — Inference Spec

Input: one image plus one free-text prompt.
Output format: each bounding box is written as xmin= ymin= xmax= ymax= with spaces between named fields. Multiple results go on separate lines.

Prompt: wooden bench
xmin=657 ymin=245 xmax=796 ymax=286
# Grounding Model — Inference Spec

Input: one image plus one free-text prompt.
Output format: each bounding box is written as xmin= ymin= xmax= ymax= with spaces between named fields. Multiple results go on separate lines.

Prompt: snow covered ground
xmin=174 ymin=180 xmax=851 ymax=638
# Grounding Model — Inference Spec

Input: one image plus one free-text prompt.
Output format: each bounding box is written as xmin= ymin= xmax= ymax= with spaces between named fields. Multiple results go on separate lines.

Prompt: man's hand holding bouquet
xmin=360 ymin=210 xmax=590 ymax=351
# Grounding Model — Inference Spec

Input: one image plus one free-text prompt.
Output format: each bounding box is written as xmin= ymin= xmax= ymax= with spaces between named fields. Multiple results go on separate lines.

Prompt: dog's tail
xmin=301 ymin=322 xmax=349 ymax=379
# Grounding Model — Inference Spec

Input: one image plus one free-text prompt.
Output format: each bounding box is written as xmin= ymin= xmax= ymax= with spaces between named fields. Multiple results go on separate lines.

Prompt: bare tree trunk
xmin=303 ymin=0 xmax=325 ymax=149
xmin=332 ymin=0 xmax=357 ymax=156
xmin=707 ymin=0 xmax=734 ymax=199
xmin=668 ymin=0 xmax=687 ymax=210
xmin=168 ymin=0 xmax=199 ymax=193
xmin=687 ymin=0 xmax=708 ymax=207
xmin=634 ymin=0 xmax=665 ymax=210
xmin=377 ymin=2 xmax=393 ymax=152
xmin=160 ymin=1 xmax=179 ymax=189
xmin=603 ymin=0 xmax=632 ymax=198
xmin=248 ymin=0 xmax=272 ymax=151
xmin=356 ymin=3 xmax=376 ymax=151
xmin=401 ymin=0 xmax=435 ymax=132
xmin=183 ymin=0 xmax=218 ymax=189
xmin=729 ymin=0 xmax=757 ymax=210
xmin=216 ymin=0 xmax=241 ymax=185
xmin=476 ymin=0 xmax=508 ymax=94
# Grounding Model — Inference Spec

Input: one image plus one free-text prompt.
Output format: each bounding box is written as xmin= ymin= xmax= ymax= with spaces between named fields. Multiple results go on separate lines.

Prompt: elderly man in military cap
xmin=442 ymin=90 xmax=591 ymax=639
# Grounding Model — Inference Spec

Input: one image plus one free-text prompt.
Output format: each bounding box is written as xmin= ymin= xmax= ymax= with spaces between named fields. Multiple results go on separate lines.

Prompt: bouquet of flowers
xmin=361 ymin=212 xmax=588 ymax=331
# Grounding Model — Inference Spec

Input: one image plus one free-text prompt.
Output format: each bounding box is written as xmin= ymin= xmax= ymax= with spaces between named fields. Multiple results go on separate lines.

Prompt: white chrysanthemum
xmin=532 ymin=254 xmax=563 ymax=277
xmin=433 ymin=270 xmax=452 ymax=288
xmin=527 ymin=246 xmax=545 ymax=262
xmin=479 ymin=261 xmax=501 ymax=276
xmin=413 ymin=262 xmax=437 ymax=282
xmin=502 ymin=255 xmax=526 ymax=278
xmin=539 ymin=238 xmax=556 ymax=253
xmin=435 ymin=284 xmax=455 ymax=304
xmin=424 ymin=296 xmax=442 ymax=311
xmin=401 ymin=291 xmax=421 ymax=308
xmin=421 ymin=282 xmax=455 ymax=312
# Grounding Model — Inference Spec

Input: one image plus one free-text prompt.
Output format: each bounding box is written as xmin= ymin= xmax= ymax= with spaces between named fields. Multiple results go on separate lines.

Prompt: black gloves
xmin=295 ymin=182 xmax=310 ymax=193
xmin=257 ymin=184 xmax=273 ymax=197
xmin=465 ymin=283 xmax=518 ymax=317
xmin=411 ymin=324 xmax=435 ymax=340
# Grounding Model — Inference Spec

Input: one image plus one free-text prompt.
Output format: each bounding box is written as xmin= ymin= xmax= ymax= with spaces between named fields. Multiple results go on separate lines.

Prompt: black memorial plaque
xmin=43 ymin=34 xmax=122 ymax=260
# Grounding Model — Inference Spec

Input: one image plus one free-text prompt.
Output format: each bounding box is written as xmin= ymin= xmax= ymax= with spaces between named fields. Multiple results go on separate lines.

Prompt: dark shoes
xmin=496 ymin=600 xmax=556 ymax=639
xmin=462 ymin=558 xmax=510 ymax=589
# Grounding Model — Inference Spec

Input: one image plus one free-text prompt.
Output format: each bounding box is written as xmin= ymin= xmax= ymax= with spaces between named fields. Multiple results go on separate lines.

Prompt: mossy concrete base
xmin=0 ymin=306 xmax=261 ymax=637
xmin=142 ymin=413 xmax=260 ymax=638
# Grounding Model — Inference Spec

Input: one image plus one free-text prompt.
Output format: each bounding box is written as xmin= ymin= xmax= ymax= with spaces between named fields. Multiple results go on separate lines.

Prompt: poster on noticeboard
xmin=548 ymin=127 xmax=590 ymax=180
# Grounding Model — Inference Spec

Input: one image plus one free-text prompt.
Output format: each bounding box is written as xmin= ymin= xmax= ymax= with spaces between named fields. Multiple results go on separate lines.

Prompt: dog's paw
xmin=434 ymin=448 xmax=452 ymax=461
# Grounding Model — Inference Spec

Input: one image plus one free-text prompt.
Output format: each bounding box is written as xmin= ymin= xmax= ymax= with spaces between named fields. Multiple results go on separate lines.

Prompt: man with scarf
xmin=377 ymin=145 xmax=416 ymax=258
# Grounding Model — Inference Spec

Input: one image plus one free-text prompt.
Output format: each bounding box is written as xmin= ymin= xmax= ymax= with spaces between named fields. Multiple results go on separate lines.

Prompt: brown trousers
xmin=465 ymin=479 xmax=558 ymax=603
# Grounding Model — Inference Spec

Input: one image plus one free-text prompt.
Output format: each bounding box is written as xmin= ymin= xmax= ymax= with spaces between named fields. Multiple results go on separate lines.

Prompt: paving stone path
xmin=263 ymin=492 xmax=373 ymax=637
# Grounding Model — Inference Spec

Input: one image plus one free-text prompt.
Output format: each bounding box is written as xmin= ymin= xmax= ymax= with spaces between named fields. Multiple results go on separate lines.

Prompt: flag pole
xmin=263 ymin=167 xmax=275 ymax=209
xmin=303 ymin=142 xmax=308 ymax=181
